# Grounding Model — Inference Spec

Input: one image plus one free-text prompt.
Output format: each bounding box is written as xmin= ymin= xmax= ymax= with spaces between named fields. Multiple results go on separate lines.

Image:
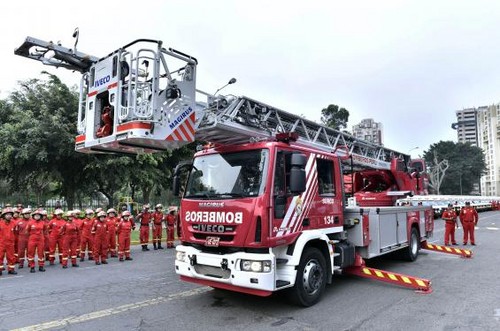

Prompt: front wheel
xmin=401 ymin=227 xmax=420 ymax=262
xmin=287 ymin=247 xmax=327 ymax=307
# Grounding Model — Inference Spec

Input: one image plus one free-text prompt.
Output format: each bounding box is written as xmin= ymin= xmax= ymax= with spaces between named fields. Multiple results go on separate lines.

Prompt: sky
xmin=2 ymin=0 xmax=500 ymax=158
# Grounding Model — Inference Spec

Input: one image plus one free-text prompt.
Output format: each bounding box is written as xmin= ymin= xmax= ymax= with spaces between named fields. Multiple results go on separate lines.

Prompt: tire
xmin=401 ymin=227 xmax=420 ymax=262
xmin=287 ymin=247 xmax=327 ymax=307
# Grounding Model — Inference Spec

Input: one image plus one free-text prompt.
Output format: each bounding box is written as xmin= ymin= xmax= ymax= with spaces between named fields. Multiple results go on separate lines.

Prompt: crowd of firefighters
xmin=441 ymin=201 xmax=479 ymax=246
xmin=0 ymin=203 xmax=178 ymax=276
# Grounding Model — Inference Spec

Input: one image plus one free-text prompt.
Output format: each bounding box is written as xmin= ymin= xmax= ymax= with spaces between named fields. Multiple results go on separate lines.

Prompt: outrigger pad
xmin=14 ymin=36 xmax=99 ymax=73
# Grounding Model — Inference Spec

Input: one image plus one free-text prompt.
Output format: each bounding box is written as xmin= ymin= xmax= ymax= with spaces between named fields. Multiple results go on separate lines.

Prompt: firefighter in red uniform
xmin=92 ymin=211 xmax=109 ymax=265
xmin=44 ymin=210 xmax=54 ymax=261
xmin=442 ymin=204 xmax=458 ymax=245
xmin=17 ymin=208 xmax=31 ymax=268
xmin=59 ymin=211 xmax=80 ymax=268
xmin=0 ymin=207 xmax=18 ymax=275
xmin=460 ymin=201 xmax=479 ymax=245
xmin=152 ymin=204 xmax=165 ymax=250
xmin=136 ymin=204 xmax=152 ymax=251
xmin=106 ymin=208 xmax=119 ymax=258
xmin=12 ymin=208 xmax=21 ymax=264
xmin=80 ymin=209 xmax=95 ymax=261
xmin=117 ymin=211 xmax=135 ymax=261
xmin=165 ymin=208 xmax=176 ymax=248
xmin=72 ymin=209 xmax=83 ymax=258
xmin=48 ymin=208 xmax=66 ymax=265
xmin=26 ymin=210 xmax=47 ymax=273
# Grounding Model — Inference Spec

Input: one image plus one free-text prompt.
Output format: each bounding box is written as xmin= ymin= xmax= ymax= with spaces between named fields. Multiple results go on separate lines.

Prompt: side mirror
xmin=173 ymin=175 xmax=181 ymax=196
xmin=172 ymin=161 xmax=193 ymax=197
xmin=289 ymin=153 xmax=307 ymax=194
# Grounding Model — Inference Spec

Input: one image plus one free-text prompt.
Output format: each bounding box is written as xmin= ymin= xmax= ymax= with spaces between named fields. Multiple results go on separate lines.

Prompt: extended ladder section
xmin=197 ymin=95 xmax=410 ymax=170
xmin=14 ymin=36 xmax=410 ymax=170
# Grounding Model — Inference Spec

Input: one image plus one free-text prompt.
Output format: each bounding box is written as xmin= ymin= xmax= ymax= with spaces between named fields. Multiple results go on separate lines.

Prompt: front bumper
xmin=175 ymin=245 xmax=284 ymax=296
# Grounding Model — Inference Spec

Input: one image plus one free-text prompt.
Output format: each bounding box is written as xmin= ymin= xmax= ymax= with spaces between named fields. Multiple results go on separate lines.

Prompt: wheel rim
xmin=302 ymin=258 xmax=324 ymax=295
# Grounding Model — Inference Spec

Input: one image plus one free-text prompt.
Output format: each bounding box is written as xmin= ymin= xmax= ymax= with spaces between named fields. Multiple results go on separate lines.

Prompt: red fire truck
xmin=15 ymin=35 xmax=471 ymax=306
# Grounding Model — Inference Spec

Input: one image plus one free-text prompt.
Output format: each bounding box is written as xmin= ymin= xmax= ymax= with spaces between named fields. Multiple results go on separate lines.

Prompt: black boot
xmin=39 ymin=266 xmax=46 ymax=272
xmin=30 ymin=268 xmax=35 ymax=273
xmin=158 ymin=244 xmax=164 ymax=250
xmin=0 ymin=270 xmax=2 ymax=276
xmin=153 ymin=243 xmax=157 ymax=250
xmin=125 ymin=257 xmax=133 ymax=261
xmin=8 ymin=270 xmax=17 ymax=275
xmin=145 ymin=245 xmax=150 ymax=251
xmin=141 ymin=245 xmax=146 ymax=251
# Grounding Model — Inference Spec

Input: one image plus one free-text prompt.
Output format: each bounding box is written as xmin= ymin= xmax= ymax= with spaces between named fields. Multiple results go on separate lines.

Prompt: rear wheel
xmin=287 ymin=247 xmax=327 ymax=307
xmin=401 ymin=227 xmax=420 ymax=261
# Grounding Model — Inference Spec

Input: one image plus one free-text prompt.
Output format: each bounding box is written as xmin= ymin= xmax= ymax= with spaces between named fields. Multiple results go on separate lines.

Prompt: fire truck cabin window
xmin=317 ymin=158 xmax=335 ymax=196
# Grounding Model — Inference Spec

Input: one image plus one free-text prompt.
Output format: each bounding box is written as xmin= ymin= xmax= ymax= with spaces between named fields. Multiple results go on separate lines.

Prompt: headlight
xmin=240 ymin=259 xmax=272 ymax=273
xmin=176 ymin=251 xmax=186 ymax=262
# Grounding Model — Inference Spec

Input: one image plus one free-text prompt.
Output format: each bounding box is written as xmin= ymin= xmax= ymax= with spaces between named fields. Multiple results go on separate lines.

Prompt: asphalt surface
xmin=1 ymin=211 xmax=499 ymax=331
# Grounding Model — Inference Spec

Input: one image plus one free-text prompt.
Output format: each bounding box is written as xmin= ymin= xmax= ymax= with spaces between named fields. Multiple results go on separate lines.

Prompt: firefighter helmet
xmin=121 ymin=210 xmax=131 ymax=217
xmin=32 ymin=209 xmax=43 ymax=217
xmin=40 ymin=210 xmax=48 ymax=216
xmin=155 ymin=204 xmax=163 ymax=209
xmin=65 ymin=211 xmax=74 ymax=217
xmin=21 ymin=208 xmax=32 ymax=215
xmin=97 ymin=211 xmax=106 ymax=217
xmin=1 ymin=207 xmax=14 ymax=217
xmin=95 ymin=208 xmax=103 ymax=213
xmin=85 ymin=209 xmax=94 ymax=215
xmin=107 ymin=208 xmax=117 ymax=215
xmin=54 ymin=209 xmax=64 ymax=215
xmin=143 ymin=204 xmax=150 ymax=209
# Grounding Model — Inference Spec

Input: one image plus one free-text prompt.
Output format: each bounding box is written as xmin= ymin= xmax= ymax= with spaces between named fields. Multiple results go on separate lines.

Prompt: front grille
xmin=194 ymin=264 xmax=231 ymax=279
xmin=193 ymin=233 xmax=234 ymax=242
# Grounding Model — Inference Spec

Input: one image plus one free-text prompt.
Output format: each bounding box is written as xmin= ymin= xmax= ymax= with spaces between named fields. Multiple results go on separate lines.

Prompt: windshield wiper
xmin=184 ymin=192 xmax=214 ymax=199
xmin=215 ymin=192 xmax=246 ymax=198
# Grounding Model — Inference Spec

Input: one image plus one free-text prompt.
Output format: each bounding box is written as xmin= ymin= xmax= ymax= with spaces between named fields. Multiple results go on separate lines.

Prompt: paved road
xmin=1 ymin=211 xmax=499 ymax=331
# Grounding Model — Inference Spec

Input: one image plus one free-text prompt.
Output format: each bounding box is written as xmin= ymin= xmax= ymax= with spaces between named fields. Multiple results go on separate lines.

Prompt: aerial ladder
xmin=15 ymin=34 xmax=426 ymax=198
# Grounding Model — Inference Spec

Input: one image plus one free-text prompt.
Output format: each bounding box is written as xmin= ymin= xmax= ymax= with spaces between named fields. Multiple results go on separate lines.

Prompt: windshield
xmin=184 ymin=149 xmax=268 ymax=199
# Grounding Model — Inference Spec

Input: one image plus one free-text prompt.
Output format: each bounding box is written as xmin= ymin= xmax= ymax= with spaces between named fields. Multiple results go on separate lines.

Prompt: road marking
xmin=486 ymin=227 xmax=499 ymax=231
xmin=494 ymin=308 xmax=500 ymax=321
xmin=0 ymin=275 xmax=24 ymax=281
xmin=13 ymin=287 xmax=211 ymax=331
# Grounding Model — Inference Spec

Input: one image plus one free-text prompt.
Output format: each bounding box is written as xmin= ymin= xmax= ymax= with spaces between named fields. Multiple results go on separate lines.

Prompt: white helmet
xmin=121 ymin=210 xmax=131 ymax=217
xmin=54 ymin=209 xmax=64 ymax=215
xmin=85 ymin=209 xmax=94 ymax=215
xmin=107 ymin=208 xmax=117 ymax=215
xmin=97 ymin=211 xmax=106 ymax=217
xmin=21 ymin=208 xmax=32 ymax=215
xmin=155 ymin=204 xmax=163 ymax=209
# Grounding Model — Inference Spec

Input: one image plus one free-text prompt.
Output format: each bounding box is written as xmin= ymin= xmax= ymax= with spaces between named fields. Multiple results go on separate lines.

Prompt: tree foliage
xmin=320 ymin=104 xmax=349 ymax=130
xmin=0 ymin=73 xmax=196 ymax=208
xmin=423 ymin=141 xmax=486 ymax=195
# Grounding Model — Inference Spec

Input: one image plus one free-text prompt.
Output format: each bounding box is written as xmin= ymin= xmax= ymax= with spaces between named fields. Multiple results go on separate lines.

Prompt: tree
xmin=320 ymin=104 xmax=349 ymax=130
xmin=0 ymin=72 xmax=91 ymax=208
xmin=423 ymin=141 xmax=486 ymax=195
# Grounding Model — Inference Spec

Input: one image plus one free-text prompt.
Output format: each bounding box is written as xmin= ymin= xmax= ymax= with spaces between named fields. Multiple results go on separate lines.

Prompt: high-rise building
xmin=453 ymin=108 xmax=480 ymax=146
xmin=477 ymin=104 xmax=500 ymax=196
xmin=352 ymin=118 xmax=383 ymax=145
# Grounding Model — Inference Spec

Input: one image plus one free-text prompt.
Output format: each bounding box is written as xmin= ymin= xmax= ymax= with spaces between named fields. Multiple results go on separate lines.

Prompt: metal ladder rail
xmin=196 ymin=96 xmax=409 ymax=170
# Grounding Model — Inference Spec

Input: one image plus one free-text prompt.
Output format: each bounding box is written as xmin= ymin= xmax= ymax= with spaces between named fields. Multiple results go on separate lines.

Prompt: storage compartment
xmin=334 ymin=241 xmax=356 ymax=268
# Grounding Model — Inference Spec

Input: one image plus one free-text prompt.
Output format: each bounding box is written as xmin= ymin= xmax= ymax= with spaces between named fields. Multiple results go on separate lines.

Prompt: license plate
xmin=205 ymin=236 xmax=220 ymax=247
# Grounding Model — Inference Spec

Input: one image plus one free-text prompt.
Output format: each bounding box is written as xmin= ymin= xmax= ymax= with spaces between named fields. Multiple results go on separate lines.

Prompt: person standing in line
xmin=135 ymin=204 xmax=152 ymax=251
xmin=0 ymin=207 xmax=18 ymax=275
xmin=460 ymin=201 xmax=479 ymax=246
xmin=106 ymin=209 xmax=119 ymax=258
xmin=80 ymin=209 xmax=95 ymax=261
xmin=165 ymin=208 xmax=176 ymax=248
xmin=152 ymin=204 xmax=164 ymax=250
xmin=442 ymin=203 xmax=458 ymax=245
xmin=11 ymin=207 xmax=21 ymax=265
xmin=44 ymin=210 xmax=56 ymax=262
xmin=17 ymin=208 xmax=31 ymax=269
xmin=92 ymin=211 xmax=109 ymax=265
xmin=26 ymin=210 xmax=47 ymax=273
xmin=72 ymin=209 xmax=83 ymax=258
xmin=48 ymin=210 xmax=66 ymax=265
xmin=59 ymin=211 xmax=80 ymax=268
xmin=117 ymin=211 xmax=135 ymax=261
